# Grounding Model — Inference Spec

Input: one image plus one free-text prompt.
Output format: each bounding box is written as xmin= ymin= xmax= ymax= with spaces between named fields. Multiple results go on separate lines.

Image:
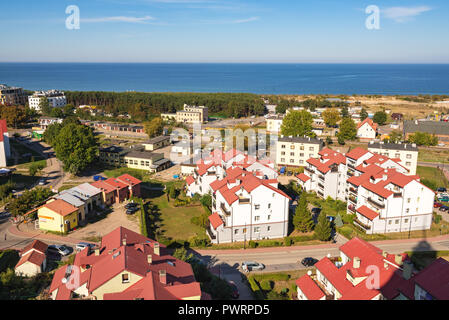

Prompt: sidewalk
xmin=8 ymin=223 xmax=98 ymax=246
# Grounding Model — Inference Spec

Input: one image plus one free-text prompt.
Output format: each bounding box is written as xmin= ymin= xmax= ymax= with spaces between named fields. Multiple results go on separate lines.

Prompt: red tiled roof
xmin=0 ymin=120 xmax=7 ymax=142
xmin=296 ymin=275 xmax=326 ymax=300
xmin=356 ymin=205 xmax=380 ymax=221
xmin=296 ymin=173 xmax=311 ymax=182
xmin=21 ymin=240 xmax=48 ymax=256
xmin=209 ymin=213 xmax=224 ymax=229
xmin=42 ymin=199 xmax=78 ymax=217
xmin=186 ymin=176 xmax=195 ymax=186
xmin=91 ymin=181 xmax=116 ymax=194
xmin=413 ymin=258 xmax=449 ymax=300
xmin=346 ymin=147 xmax=371 ymax=160
xmin=361 ymin=182 xmax=393 ymax=199
xmin=117 ymin=174 xmax=142 ymax=186
xmin=15 ymin=250 xmax=46 ymax=268
xmin=104 ymin=178 xmax=128 ymax=190
xmin=357 ymin=118 xmax=378 ymax=130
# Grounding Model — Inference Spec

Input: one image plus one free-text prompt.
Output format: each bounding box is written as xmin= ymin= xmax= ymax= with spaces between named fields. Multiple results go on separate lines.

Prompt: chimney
xmin=159 ymin=270 xmax=167 ymax=285
xmin=154 ymin=242 xmax=160 ymax=256
xmin=122 ymin=238 xmax=127 ymax=246
xmin=147 ymin=254 xmax=152 ymax=265
xmin=382 ymin=251 xmax=388 ymax=258
xmin=402 ymin=261 xmax=413 ymax=280
xmin=95 ymin=248 xmax=100 ymax=256
xmin=353 ymin=257 xmax=361 ymax=269
xmin=395 ymin=254 xmax=403 ymax=265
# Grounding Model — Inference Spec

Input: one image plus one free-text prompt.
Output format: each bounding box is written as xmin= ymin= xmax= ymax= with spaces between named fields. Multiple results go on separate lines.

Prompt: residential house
xmin=37 ymin=199 xmax=80 ymax=234
xmin=48 ymin=227 xmax=204 ymax=300
xmin=266 ymin=115 xmax=284 ymax=133
xmin=296 ymin=237 xmax=449 ymax=300
xmin=116 ymin=174 xmax=142 ymax=198
xmin=104 ymin=178 xmax=130 ymax=203
xmin=14 ymin=240 xmax=48 ymax=277
xmin=357 ymin=118 xmax=378 ymax=141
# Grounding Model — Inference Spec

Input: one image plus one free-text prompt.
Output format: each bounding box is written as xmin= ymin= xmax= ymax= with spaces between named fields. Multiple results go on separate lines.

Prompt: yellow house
xmin=37 ymin=199 xmax=79 ymax=234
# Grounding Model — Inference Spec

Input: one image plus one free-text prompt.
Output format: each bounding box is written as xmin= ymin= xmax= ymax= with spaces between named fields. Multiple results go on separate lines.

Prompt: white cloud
xmin=383 ymin=6 xmax=432 ymax=23
xmin=82 ymin=16 xmax=155 ymax=24
xmin=231 ymin=17 xmax=259 ymax=24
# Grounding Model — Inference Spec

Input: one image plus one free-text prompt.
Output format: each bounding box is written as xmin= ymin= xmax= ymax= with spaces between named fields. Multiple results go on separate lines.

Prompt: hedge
xmin=247 ymin=276 xmax=265 ymax=300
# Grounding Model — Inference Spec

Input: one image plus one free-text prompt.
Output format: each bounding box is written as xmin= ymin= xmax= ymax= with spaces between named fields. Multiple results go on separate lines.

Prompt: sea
xmin=1 ymin=63 xmax=449 ymax=95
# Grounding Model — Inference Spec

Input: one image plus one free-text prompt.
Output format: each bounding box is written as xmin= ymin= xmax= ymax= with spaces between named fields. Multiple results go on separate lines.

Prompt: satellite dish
xmin=61 ymin=278 xmax=67 ymax=284
xmin=307 ymin=271 xmax=312 ymax=276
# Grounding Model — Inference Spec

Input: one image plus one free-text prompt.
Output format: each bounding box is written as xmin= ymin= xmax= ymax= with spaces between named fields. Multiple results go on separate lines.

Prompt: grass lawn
xmin=15 ymin=159 xmax=47 ymax=171
xmin=418 ymin=148 xmax=449 ymax=163
xmin=247 ymin=269 xmax=312 ymax=300
xmin=417 ymin=166 xmax=449 ymax=189
xmin=10 ymin=140 xmax=45 ymax=165
xmin=151 ymin=194 xmax=207 ymax=242
xmin=338 ymin=218 xmax=449 ymax=242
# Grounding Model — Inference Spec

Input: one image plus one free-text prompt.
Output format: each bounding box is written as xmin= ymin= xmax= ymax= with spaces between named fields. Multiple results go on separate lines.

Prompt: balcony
xmin=393 ymin=192 xmax=402 ymax=198
xmin=347 ymin=163 xmax=356 ymax=170
xmin=347 ymin=171 xmax=354 ymax=177
xmin=348 ymin=205 xmax=356 ymax=213
xmin=317 ymin=190 xmax=324 ymax=197
xmin=305 ymin=167 xmax=314 ymax=174
xmin=239 ymin=198 xmax=251 ymax=204
xmin=354 ymin=218 xmax=371 ymax=231
xmin=206 ymin=226 xmax=217 ymax=240
xmin=318 ymin=175 xmax=325 ymax=181
xmin=318 ymin=183 xmax=324 ymax=189
xmin=349 ymin=187 xmax=357 ymax=195
xmin=367 ymin=197 xmax=385 ymax=209
xmin=221 ymin=203 xmax=231 ymax=216
xmin=348 ymin=196 xmax=357 ymax=204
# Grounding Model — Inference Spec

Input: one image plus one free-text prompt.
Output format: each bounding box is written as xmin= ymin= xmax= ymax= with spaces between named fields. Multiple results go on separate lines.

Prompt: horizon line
xmin=1 ymin=61 xmax=449 ymax=65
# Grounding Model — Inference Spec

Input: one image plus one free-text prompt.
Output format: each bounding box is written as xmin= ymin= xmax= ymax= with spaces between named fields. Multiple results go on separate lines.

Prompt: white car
xmin=38 ymin=179 xmax=46 ymax=186
xmin=76 ymin=242 xmax=96 ymax=252
xmin=47 ymin=245 xmax=71 ymax=256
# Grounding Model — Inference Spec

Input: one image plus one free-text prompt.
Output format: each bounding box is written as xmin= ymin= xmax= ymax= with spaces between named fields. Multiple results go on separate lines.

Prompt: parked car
xmin=229 ymin=281 xmax=240 ymax=299
xmin=301 ymin=257 xmax=319 ymax=267
xmin=287 ymin=171 xmax=293 ymax=176
xmin=439 ymin=197 xmax=449 ymax=203
xmin=434 ymin=202 xmax=444 ymax=208
xmin=47 ymin=245 xmax=71 ymax=256
xmin=76 ymin=242 xmax=96 ymax=252
xmin=38 ymin=178 xmax=46 ymax=186
xmin=437 ymin=187 xmax=447 ymax=193
xmin=125 ymin=202 xmax=139 ymax=209
xmin=126 ymin=206 xmax=140 ymax=215
xmin=241 ymin=261 xmax=265 ymax=272
xmin=440 ymin=206 xmax=449 ymax=212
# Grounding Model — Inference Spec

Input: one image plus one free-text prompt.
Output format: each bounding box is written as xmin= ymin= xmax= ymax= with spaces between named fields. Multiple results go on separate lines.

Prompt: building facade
xmin=0 ymin=84 xmax=26 ymax=105
xmin=161 ymin=104 xmax=208 ymax=124
xmin=276 ymin=136 xmax=324 ymax=168
xmin=367 ymin=142 xmax=419 ymax=175
xmin=28 ymin=90 xmax=67 ymax=111
xmin=357 ymin=118 xmax=378 ymax=141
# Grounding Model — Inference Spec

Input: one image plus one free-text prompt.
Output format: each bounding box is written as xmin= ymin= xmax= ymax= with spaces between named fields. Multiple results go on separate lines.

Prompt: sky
xmin=0 ymin=0 xmax=448 ymax=63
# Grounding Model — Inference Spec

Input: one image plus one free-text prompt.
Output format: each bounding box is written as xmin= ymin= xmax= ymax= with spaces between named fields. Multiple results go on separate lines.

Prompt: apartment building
xmin=185 ymin=149 xmax=286 ymax=243
xmin=368 ymin=141 xmax=419 ymax=175
xmin=49 ymin=227 xmax=203 ymax=300
xmin=357 ymin=118 xmax=378 ymax=141
xmin=0 ymin=119 xmax=11 ymax=167
xmin=296 ymin=237 xmax=449 ymax=300
xmin=276 ymin=136 xmax=324 ymax=168
xmin=0 ymin=84 xmax=26 ymax=105
xmin=28 ymin=90 xmax=67 ymax=111
xmin=266 ymin=115 xmax=284 ymax=133
xmin=99 ymin=146 xmax=171 ymax=173
xmin=38 ymin=117 xmax=63 ymax=130
xmin=297 ymin=147 xmax=434 ymax=234
xmin=161 ymin=104 xmax=208 ymax=124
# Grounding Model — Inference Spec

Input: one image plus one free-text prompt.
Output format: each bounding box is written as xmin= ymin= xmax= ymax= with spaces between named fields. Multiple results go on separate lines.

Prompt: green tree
xmin=322 ymin=108 xmax=341 ymax=127
xmin=53 ymin=123 xmax=99 ymax=174
xmin=341 ymin=106 xmax=349 ymax=118
xmin=0 ymin=105 xmax=28 ymax=128
xmin=172 ymin=247 xmax=194 ymax=262
xmin=335 ymin=214 xmax=344 ymax=228
xmin=373 ymin=111 xmax=387 ymax=126
xmin=337 ymin=117 xmax=357 ymax=142
xmin=293 ymin=194 xmax=314 ymax=232
xmin=6 ymin=187 xmax=54 ymax=217
xmin=39 ymin=97 xmax=52 ymax=115
xmin=50 ymin=107 xmax=64 ymax=118
xmin=62 ymin=104 xmax=75 ymax=117
xmin=314 ymin=211 xmax=332 ymax=241
xmin=385 ymin=130 xmax=403 ymax=143
xmin=360 ymin=108 xmax=368 ymax=121
xmin=43 ymin=122 xmax=62 ymax=145
xmin=408 ymin=132 xmax=438 ymax=146
xmin=144 ymin=117 xmax=164 ymax=138
xmin=280 ymin=110 xmax=314 ymax=137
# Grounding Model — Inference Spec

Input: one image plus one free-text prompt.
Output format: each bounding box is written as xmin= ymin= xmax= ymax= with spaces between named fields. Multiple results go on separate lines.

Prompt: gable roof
xmin=296 ymin=275 xmax=326 ymax=300
xmin=358 ymin=118 xmax=378 ymax=131
xmin=42 ymin=199 xmax=78 ymax=217
xmin=21 ymin=240 xmax=48 ymax=256
xmin=91 ymin=181 xmax=116 ymax=194
xmin=15 ymin=250 xmax=46 ymax=268
xmin=208 ymin=213 xmax=224 ymax=229
xmin=117 ymin=174 xmax=142 ymax=186
xmin=413 ymin=258 xmax=449 ymax=300
xmin=346 ymin=147 xmax=371 ymax=160
xmin=356 ymin=205 xmax=380 ymax=221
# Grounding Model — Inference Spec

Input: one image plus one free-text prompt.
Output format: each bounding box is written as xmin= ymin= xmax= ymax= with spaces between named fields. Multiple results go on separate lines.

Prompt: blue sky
xmin=1 ymin=0 xmax=448 ymax=63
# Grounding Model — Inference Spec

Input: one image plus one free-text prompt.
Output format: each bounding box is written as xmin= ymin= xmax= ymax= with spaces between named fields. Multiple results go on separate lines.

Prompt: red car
xmin=434 ymin=202 xmax=443 ymax=208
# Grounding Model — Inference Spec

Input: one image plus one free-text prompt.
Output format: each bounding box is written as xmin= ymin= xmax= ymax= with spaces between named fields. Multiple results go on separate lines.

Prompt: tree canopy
xmin=293 ymin=194 xmax=314 ymax=233
xmin=360 ymin=108 xmax=368 ymax=121
xmin=408 ymin=132 xmax=438 ymax=146
xmin=280 ymin=110 xmax=315 ymax=138
xmin=337 ymin=117 xmax=357 ymax=142
xmin=373 ymin=111 xmax=387 ymax=126
xmin=322 ymin=108 xmax=341 ymax=127
xmin=314 ymin=211 xmax=332 ymax=241
xmin=144 ymin=117 xmax=164 ymax=138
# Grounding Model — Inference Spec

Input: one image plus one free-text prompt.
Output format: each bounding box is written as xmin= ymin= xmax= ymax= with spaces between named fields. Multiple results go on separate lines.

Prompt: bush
xmin=283 ymin=237 xmax=293 ymax=246
xmin=248 ymin=240 xmax=258 ymax=248
xmin=247 ymin=276 xmax=265 ymax=300
xmin=0 ymin=250 xmax=20 ymax=273
xmin=191 ymin=237 xmax=211 ymax=248
xmin=434 ymin=214 xmax=442 ymax=224
xmin=266 ymin=290 xmax=288 ymax=300
xmin=260 ymin=280 xmax=273 ymax=291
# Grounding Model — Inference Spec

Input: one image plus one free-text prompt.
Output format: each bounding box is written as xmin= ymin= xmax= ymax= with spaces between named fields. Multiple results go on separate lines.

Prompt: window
xmin=407 ymin=198 xmax=411 ymax=203
xmin=234 ymin=229 xmax=239 ymax=235
xmin=243 ymin=228 xmax=247 ymax=234
xmin=406 ymin=162 xmax=411 ymax=166
xmin=268 ymin=203 xmax=271 ymax=209
xmin=122 ymin=273 xmax=129 ymax=283
xmin=309 ymin=147 xmax=314 ymax=151
xmin=290 ymin=159 xmax=294 ymax=163
xmin=255 ymin=204 xmax=260 ymax=210
xmin=406 ymin=154 xmax=412 ymax=159
xmin=267 ymin=226 xmax=271 ymax=232
xmin=404 ymin=219 xmax=409 ymax=224
xmin=290 ymin=152 xmax=295 ymax=156
xmin=395 ymin=153 xmax=400 ymax=158
xmin=254 ymin=227 xmax=261 ymax=233
xmin=299 ymin=160 xmax=304 ymax=164
xmin=255 ymin=216 xmax=260 ymax=222
xmin=406 ymin=209 xmax=409 ymax=213
xmin=267 ymin=215 xmax=271 ymax=220
xmin=300 ymin=146 xmax=304 ymax=151
xmin=281 ymin=152 xmax=285 ymax=156
xmin=395 ymin=220 xmax=399 ymax=224
xmin=300 ymin=153 xmax=304 ymax=157
xmin=281 ymin=158 xmax=285 ymax=163
xmin=290 ymin=145 xmax=295 ymax=150
xmin=281 ymin=145 xmax=286 ymax=149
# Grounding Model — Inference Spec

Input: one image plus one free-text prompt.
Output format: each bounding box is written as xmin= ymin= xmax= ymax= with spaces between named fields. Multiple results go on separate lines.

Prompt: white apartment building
xmin=266 ymin=115 xmax=284 ymax=133
xmin=28 ymin=90 xmax=67 ymax=111
xmin=357 ymin=118 xmax=377 ymax=141
xmin=368 ymin=141 xmax=419 ymax=175
xmin=276 ymin=136 xmax=324 ymax=168
xmin=185 ymin=149 xmax=286 ymax=244
xmin=161 ymin=104 xmax=208 ymax=124
xmin=296 ymin=237 xmax=449 ymax=300
xmin=0 ymin=119 xmax=11 ymax=167
xmin=297 ymin=147 xmax=434 ymax=234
